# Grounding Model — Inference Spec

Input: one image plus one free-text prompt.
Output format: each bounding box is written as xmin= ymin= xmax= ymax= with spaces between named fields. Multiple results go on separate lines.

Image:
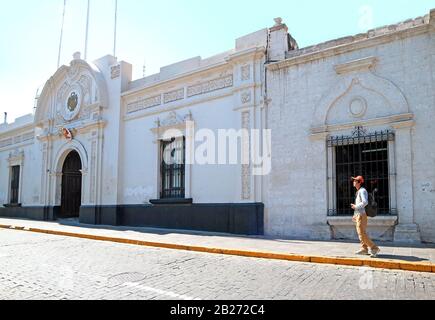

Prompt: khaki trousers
xmin=355 ymin=213 xmax=378 ymax=251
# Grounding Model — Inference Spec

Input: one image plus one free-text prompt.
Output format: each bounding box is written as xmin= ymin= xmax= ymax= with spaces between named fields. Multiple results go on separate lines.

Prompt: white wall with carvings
xmin=265 ymin=15 xmax=435 ymax=243
xmin=1 ymin=11 xmax=433 ymax=245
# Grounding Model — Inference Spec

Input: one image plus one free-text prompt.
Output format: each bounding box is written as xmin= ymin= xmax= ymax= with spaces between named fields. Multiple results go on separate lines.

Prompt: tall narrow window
xmin=161 ymin=137 xmax=186 ymax=199
xmin=328 ymin=128 xmax=396 ymax=216
xmin=10 ymin=165 xmax=20 ymax=204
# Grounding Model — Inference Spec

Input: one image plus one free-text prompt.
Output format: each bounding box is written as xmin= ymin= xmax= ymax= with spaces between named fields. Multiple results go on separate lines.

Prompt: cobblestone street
xmin=1 ymin=229 xmax=435 ymax=300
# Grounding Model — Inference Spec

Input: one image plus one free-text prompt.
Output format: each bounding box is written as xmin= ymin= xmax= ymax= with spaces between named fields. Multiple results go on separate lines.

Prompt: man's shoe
xmin=355 ymin=249 xmax=369 ymax=255
xmin=370 ymin=248 xmax=381 ymax=258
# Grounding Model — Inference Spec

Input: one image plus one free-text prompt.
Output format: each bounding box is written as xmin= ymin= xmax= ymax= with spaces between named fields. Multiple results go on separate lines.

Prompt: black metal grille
xmin=161 ymin=137 xmax=186 ymax=199
xmin=10 ymin=165 xmax=20 ymax=204
xmin=328 ymin=128 xmax=397 ymax=216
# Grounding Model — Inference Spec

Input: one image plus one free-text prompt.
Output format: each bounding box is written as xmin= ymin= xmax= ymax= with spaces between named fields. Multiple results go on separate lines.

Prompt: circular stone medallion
xmin=349 ymin=97 xmax=367 ymax=118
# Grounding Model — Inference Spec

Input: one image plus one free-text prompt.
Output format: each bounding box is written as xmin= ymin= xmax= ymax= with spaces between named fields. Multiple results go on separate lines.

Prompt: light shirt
xmin=354 ymin=187 xmax=369 ymax=216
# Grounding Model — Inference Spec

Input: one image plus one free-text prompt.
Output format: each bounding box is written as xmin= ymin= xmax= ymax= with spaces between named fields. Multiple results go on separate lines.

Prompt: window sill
xmin=3 ymin=204 xmax=22 ymax=208
xmin=327 ymin=216 xmax=398 ymax=227
xmin=150 ymin=198 xmax=193 ymax=205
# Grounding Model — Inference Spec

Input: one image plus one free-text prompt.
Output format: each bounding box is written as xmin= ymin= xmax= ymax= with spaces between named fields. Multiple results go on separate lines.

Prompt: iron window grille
xmin=327 ymin=127 xmax=397 ymax=216
xmin=160 ymin=137 xmax=186 ymax=199
xmin=10 ymin=165 xmax=20 ymax=205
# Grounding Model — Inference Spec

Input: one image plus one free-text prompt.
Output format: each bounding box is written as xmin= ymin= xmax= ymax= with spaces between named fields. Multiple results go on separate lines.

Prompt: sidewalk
xmin=1 ymin=217 xmax=435 ymax=273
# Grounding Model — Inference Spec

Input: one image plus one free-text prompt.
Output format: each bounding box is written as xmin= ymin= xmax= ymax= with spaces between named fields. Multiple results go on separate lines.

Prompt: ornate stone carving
xmin=349 ymin=97 xmax=367 ymax=118
xmin=40 ymin=145 xmax=47 ymax=205
xmin=241 ymin=91 xmax=252 ymax=104
xmin=90 ymin=140 xmax=97 ymax=203
xmin=241 ymin=65 xmax=251 ymax=81
xmin=187 ymin=75 xmax=233 ymax=98
xmin=13 ymin=136 xmax=22 ymax=144
xmin=164 ymin=89 xmax=184 ymax=104
xmin=78 ymin=75 xmax=93 ymax=105
xmin=111 ymin=65 xmax=121 ymax=79
xmin=0 ymin=138 xmax=12 ymax=148
xmin=127 ymin=95 xmax=162 ymax=114
xmin=0 ymin=132 xmax=34 ymax=149
xmin=241 ymin=111 xmax=251 ymax=200
xmin=22 ymin=132 xmax=34 ymax=142
xmin=57 ymin=82 xmax=70 ymax=103
xmin=158 ymin=110 xmax=192 ymax=128
xmin=162 ymin=111 xmax=180 ymax=127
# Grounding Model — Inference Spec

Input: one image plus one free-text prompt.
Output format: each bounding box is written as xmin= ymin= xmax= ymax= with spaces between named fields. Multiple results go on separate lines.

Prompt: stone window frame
xmin=151 ymin=112 xmax=194 ymax=201
xmin=159 ymin=135 xmax=186 ymax=199
xmin=6 ymin=151 xmax=25 ymax=206
xmin=326 ymin=126 xmax=397 ymax=217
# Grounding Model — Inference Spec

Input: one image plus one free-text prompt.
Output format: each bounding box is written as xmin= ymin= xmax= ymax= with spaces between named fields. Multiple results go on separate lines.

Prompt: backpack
xmin=358 ymin=188 xmax=378 ymax=218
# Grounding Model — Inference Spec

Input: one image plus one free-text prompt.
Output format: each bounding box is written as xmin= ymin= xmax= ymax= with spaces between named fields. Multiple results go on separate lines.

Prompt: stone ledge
xmin=327 ymin=216 xmax=398 ymax=227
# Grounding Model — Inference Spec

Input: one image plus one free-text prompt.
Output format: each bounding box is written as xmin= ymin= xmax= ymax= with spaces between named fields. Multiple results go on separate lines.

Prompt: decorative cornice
xmin=0 ymin=122 xmax=35 ymax=138
xmin=334 ymin=57 xmax=378 ymax=75
xmin=267 ymin=22 xmax=430 ymax=71
xmin=225 ymin=46 xmax=266 ymax=64
xmin=390 ymin=119 xmax=416 ymax=129
xmin=310 ymin=113 xmax=414 ymax=138
xmin=123 ymin=47 xmax=265 ymax=98
xmin=122 ymin=62 xmax=230 ymax=97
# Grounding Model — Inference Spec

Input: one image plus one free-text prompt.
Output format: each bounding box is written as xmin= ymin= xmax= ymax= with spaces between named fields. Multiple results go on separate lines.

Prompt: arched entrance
xmin=60 ymin=151 xmax=82 ymax=218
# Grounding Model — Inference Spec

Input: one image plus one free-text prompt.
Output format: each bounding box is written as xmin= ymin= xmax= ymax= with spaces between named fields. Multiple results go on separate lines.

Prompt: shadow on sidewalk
xmin=374 ymin=254 xmax=429 ymax=263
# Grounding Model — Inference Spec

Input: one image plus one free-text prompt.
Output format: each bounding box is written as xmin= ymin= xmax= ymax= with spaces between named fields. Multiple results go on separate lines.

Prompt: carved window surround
xmin=323 ymin=121 xmax=418 ymax=220
xmin=151 ymin=111 xmax=194 ymax=200
xmin=310 ymin=113 xmax=414 ymax=140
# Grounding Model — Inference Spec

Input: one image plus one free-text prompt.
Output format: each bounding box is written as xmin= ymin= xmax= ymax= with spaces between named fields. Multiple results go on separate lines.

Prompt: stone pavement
xmin=2 ymin=229 xmax=435 ymax=300
xmin=0 ymin=217 xmax=435 ymax=273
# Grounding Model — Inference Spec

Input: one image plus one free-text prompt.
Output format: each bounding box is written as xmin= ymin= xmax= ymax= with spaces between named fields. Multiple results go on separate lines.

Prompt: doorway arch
xmin=60 ymin=151 xmax=82 ymax=218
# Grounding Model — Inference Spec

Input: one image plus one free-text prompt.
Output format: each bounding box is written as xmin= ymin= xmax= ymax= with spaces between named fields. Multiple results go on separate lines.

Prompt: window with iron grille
xmin=328 ymin=127 xmax=396 ymax=216
xmin=160 ymin=137 xmax=186 ymax=199
xmin=10 ymin=165 xmax=20 ymax=204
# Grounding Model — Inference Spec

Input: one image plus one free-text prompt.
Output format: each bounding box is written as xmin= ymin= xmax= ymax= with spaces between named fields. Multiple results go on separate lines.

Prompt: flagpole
xmin=84 ymin=0 xmax=90 ymax=60
xmin=57 ymin=0 xmax=67 ymax=69
xmin=113 ymin=0 xmax=118 ymax=57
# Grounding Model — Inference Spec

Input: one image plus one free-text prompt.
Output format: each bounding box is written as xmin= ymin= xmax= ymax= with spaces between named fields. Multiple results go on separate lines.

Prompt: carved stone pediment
xmin=35 ymin=53 xmax=108 ymax=127
xmin=7 ymin=149 xmax=24 ymax=165
xmin=155 ymin=111 xmax=193 ymax=129
xmin=151 ymin=111 xmax=194 ymax=141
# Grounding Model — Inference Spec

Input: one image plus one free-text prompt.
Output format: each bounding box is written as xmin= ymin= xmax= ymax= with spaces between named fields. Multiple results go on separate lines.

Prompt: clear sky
xmin=0 ymin=0 xmax=434 ymax=123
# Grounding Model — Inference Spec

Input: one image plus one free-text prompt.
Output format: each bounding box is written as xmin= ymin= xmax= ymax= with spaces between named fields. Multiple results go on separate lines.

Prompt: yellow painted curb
xmin=1 ymin=224 xmax=434 ymax=274
xmin=399 ymin=262 xmax=433 ymax=273
xmin=310 ymin=256 xmax=338 ymax=265
xmin=366 ymin=259 xmax=401 ymax=270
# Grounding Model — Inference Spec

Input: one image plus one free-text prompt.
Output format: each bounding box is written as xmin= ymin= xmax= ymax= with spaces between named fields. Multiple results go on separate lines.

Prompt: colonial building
xmin=1 ymin=9 xmax=434 ymax=243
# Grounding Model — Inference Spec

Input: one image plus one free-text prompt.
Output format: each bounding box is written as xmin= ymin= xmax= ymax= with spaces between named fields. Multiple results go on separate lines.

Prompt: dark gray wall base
xmin=0 ymin=203 xmax=264 ymax=236
xmin=0 ymin=206 xmax=59 ymax=221
xmin=81 ymin=203 xmax=264 ymax=236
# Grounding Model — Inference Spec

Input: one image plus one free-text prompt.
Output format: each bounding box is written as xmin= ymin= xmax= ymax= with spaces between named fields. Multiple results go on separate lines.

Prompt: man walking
xmin=351 ymin=176 xmax=380 ymax=258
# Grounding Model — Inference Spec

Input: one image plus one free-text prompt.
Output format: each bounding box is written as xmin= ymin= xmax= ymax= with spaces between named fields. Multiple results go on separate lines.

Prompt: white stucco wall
xmin=265 ymin=23 xmax=435 ymax=242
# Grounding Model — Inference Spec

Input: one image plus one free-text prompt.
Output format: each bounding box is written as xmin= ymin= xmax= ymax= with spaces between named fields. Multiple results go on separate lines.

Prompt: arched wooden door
xmin=60 ymin=151 xmax=82 ymax=218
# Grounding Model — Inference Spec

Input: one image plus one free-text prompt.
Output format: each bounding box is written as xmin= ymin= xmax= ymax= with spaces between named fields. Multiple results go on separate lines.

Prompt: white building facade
xmin=1 ymin=10 xmax=434 ymax=243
